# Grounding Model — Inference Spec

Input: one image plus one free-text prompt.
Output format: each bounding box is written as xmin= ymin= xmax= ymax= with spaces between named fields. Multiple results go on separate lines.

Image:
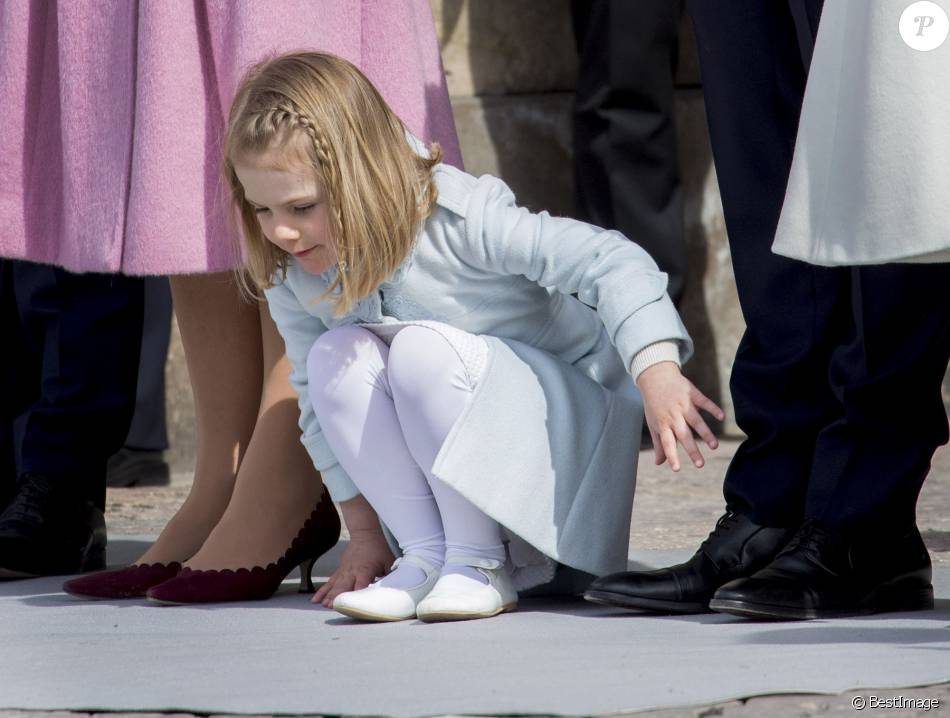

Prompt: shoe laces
xmin=780 ymin=519 xmax=831 ymax=558
xmin=1 ymin=474 xmax=56 ymax=527
xmin=773 ymin=519 xmax=853 ymax=578
xmin=699 ymin=509 xmax=741 ymax=552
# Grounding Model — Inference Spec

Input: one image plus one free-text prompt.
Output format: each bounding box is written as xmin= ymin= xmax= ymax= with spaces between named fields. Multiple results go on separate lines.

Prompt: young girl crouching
xmin=223 ymin=51 xmax=723 ymax=622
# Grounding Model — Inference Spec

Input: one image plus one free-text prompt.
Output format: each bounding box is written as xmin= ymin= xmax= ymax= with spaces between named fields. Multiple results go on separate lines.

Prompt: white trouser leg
xmin=387 ymin=326 xmax=507 ymax=582
xmin=307 ymin=325 xmax=444 ymax=588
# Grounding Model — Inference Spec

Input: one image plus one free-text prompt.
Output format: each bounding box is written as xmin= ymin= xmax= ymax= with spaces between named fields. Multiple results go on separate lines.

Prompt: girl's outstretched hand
xmin=636 ymin=361 xmax=725 ymax=471
xmin=312 ymin=528 xmax=394 ymax=607
xmin=313 ymin=494 xmax=395 ymax=608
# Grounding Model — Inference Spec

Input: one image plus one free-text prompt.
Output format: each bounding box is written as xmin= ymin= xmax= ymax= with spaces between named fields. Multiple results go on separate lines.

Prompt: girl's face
xmin=234 ymin=147 xmax=338 ymax=276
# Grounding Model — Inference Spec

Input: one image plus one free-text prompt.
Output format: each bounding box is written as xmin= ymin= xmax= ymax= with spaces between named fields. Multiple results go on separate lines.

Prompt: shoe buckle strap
xmin=444 ymin=554 xmax=504 ymax=570
xmin=392 ymin=554 xmax=439 ymax=573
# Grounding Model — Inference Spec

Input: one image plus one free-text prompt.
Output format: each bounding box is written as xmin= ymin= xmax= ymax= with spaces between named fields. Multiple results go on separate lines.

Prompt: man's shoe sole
xmin=0 ymin=540 xmax=105 ymax=581
xmin=709 ymin=585 xmax=935 ymax=620
xmin=0 ymin=567 xmax=39 ymax=580
xmin=584 ymin=589 xmax=710 ymax=614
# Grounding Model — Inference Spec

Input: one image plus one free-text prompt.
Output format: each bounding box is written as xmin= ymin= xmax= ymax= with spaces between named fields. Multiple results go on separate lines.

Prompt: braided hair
xmin=224 ymin=52 xmax=441 ymax=314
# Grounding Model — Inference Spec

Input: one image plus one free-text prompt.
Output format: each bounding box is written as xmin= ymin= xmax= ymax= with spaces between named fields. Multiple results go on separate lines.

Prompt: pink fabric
xmin=0 ymin=0 xmax=461 ymax=275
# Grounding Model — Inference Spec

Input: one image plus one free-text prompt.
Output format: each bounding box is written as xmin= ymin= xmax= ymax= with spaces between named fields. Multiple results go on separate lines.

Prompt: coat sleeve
xmin=264 ymin=280 xmax=360 ymax=502
xmin=458 ymin=174 xmax=693 ymax=372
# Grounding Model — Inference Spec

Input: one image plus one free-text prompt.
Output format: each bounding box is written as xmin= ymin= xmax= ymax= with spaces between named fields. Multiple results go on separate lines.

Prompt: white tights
xmin=308 ymin=325 xmax=506 ymax=588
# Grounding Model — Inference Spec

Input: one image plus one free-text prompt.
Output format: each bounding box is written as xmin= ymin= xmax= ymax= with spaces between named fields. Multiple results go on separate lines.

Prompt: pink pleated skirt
xmin=0 ymin=0 xmax=461 ymax=274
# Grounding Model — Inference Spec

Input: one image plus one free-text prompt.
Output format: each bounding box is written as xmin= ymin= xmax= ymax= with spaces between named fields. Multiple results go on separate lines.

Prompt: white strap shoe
xmin=332 ymin=554 xmax=439 ymax=622
xmin=416 ymin=555 xmax=518 ymax=622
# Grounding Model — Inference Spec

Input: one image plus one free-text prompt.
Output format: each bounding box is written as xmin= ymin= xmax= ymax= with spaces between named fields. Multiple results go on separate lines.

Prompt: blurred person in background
xmin=106 ymin=277 xmax=173 ymax=489
xmin=572 ymin=0 xmax=688 ymax=306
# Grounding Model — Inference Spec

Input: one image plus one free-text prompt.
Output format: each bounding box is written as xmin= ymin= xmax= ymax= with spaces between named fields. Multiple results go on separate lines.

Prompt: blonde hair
xmin=224 ymin=51 xmax=442 ymax=314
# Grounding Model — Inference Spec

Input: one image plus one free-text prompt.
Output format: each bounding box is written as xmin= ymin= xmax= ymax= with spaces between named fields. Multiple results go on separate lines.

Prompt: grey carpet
xmin=1 ymin=539 xmax=949 ymax=717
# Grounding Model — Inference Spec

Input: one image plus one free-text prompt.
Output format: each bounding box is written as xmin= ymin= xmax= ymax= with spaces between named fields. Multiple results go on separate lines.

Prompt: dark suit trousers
xmin=124 ymin=276 xmax=172 ymax=451
xmin=687 ymin=0 xmax=950 ymax=533
xmin=572 ymin=0 xmax=687 ymax=303
xmin=0 ymin=259 xmax=144 ymax=509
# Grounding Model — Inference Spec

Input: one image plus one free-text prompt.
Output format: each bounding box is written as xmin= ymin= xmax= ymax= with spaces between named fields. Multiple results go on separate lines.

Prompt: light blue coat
xmin=265 ymin=161 xmax=692 ymax=580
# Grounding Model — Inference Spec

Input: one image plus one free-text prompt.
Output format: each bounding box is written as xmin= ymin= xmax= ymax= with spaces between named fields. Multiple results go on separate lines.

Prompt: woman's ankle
xmin=182 ymin=483 xmax=326 ymax=570
xmin=136 ymin=495 xmax=228 ymax=564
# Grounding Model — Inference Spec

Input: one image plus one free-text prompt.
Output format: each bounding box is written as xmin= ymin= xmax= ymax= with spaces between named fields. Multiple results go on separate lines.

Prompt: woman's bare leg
xmin=137 ymin=273 xmax=262 ymax=564
xmin=184 ymin=299 xmax=326 ymax=570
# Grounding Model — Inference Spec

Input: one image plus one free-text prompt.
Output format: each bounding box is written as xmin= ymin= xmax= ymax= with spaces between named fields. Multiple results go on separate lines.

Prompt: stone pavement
xmin=6 ymin=439 xmax=949 ymax=718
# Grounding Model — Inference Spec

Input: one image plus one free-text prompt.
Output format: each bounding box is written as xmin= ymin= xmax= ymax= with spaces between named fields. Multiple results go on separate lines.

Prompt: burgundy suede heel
xmin=145 ymin=491 xmax=341 ymax=605
xmin=63 ymin=561 xmax=182 ymax=599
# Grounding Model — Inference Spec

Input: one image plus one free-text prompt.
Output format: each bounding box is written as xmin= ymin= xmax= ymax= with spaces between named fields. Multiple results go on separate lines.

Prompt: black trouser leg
xmin=572 ymin=0 xmax=687 ymax=303
xmin=124 ymin=276 xmax=172 ymax=451
xmin=687 ymin=0 xmax=834 ymax=526
xmin=0 ymin=262 xmax=37 ymax=507
xmin=810 ymin=263 xmax=950 ymax=532
xmin=10 ymin=260 xmax=144 ymax=510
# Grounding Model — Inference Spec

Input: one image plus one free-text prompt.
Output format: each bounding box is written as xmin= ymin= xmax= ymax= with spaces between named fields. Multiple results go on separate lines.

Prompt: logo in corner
xmin=900 ymin=1 xmax=949 ymax=50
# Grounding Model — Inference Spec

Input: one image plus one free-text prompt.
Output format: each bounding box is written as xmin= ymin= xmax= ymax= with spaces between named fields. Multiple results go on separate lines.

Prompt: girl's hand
xmin=312 ymin=527 xmax=395 ymax=607
xmin=636 ymin=361 xmax=725 ymax=471
xmin=312 ymin=493 xmax=394 ymax=608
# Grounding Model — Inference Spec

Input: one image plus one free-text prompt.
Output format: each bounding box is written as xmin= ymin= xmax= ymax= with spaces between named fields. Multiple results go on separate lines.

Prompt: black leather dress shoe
xmin=0 ymin=474 xmax=107 ymax=580
xmin=583 ymin=510 xmax=795 ymax=613
xmin=709 ymin=520 xmax=933 ymax=620
xmin=106 ymin=448 xmax=170 ymax=487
